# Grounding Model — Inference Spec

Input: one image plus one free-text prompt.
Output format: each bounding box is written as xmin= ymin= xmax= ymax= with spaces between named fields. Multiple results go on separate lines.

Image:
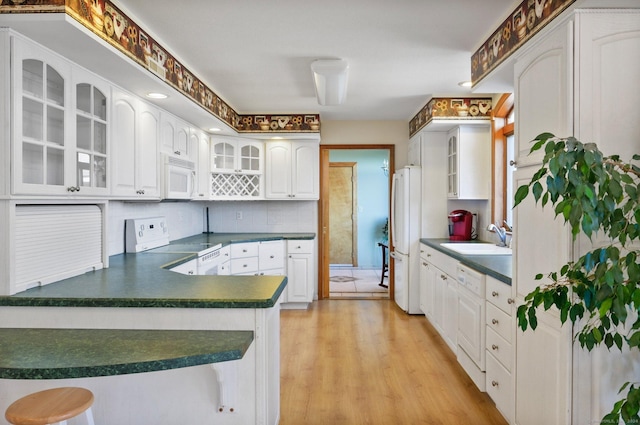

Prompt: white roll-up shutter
xmin=14 ymin=205 xmax=103 ymax=293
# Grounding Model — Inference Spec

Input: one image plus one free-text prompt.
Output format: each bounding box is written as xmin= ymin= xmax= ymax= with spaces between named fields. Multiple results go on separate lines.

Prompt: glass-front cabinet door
xmin=12 ymin=36 xmax=109 ymax=196
xmin=14 ymin=42 xmax=70 ymax=195
xmin=211 ymin=139 xmax=237 ymax=173
xmin=447 ymin=129 xmax=458 ymax=198
xmin=74 ymin=70 xmax=109 ymax=194
xmin=238 ymin=140 xmax=263 ymax=174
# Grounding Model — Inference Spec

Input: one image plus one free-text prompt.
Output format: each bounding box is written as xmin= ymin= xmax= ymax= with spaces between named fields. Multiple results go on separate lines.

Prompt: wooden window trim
xmin=491 ymin=93 xmax=514 ymax=226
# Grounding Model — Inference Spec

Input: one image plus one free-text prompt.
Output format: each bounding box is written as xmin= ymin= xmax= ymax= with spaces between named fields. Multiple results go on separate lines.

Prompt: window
xmin=492 ymin=93 xmax=515 ymax=229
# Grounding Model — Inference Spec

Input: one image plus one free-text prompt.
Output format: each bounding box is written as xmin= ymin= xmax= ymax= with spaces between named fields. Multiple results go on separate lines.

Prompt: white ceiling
xmin=114 ymin=0 xmax=518 ymax=121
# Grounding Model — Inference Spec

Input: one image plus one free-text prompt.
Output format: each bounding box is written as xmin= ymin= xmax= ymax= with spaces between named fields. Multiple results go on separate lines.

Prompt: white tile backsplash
xmin=107 ymin=200 xmax=318 ymax=255
xmin=108 ymin=201 xmax=207 ymax=255
xmin=206 ymin=201 xmax=318 ymax=234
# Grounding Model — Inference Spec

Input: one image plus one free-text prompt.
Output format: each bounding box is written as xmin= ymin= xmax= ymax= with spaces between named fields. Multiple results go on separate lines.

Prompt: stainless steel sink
xmin=439 ymin=242 xmax=512 ymax=256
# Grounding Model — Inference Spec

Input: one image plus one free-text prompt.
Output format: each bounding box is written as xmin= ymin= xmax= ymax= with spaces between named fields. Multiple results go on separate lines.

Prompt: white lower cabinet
xmin=419 ymin=243 xmax=458 ymax=353
xmin=418 ymin=254 xmax=434 ymax=318
xmin=485 ymin=275 xmax=514 ymax=423
xmin=170 ymin=259 xmax=197 ymax=276
xmin=258 ymin=240 xmax=285 ymax=275
xmin=230 ymin=242 xmax=260 ymax=275
xmin=284 ymin=240 xmax=314 ymax=308
xmin=224 ymin=239 xmax=314 ymax=308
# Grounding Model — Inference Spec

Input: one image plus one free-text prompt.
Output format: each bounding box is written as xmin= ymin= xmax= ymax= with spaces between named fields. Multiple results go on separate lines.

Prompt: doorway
xmin=319 ymin=145 xmax=395 ymax=300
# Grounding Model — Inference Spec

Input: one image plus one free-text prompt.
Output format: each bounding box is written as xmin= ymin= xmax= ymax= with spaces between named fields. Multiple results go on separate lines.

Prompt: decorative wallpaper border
xmin=471 ymin=0 xmax=576 ymax=85
xmin=409 ymin=97 xmax=492 ymax=137
xmin=0 ymin=0 xmax=320 ymax=133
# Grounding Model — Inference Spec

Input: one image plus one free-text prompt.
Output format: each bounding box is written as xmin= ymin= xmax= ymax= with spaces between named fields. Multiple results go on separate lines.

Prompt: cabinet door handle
xmin=270 ymin=255 xmax=275 ymax=259
xmin=491 ymin=291 xmax=499 ymax=297
xmin=492 ymin=319 xmax=499 ymax=325
xmin=174 ymin=151 xmax=181 ymax=155
xmin=491 ymin=381 xmax=499 ymax=387
xmin=509 ymin=160 xmax=517 ymax=166
xmin=491 ymin=344 xmax=499 ymax=350
xmin=507 ymin=298 xmax=515 ymax=304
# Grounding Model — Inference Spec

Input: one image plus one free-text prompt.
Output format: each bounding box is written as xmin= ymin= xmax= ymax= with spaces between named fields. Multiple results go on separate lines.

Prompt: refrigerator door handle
xmin=390 ymin=251 xmax=401 ymax=261
xmin=390 ymin=174 xmax=399 ymax=248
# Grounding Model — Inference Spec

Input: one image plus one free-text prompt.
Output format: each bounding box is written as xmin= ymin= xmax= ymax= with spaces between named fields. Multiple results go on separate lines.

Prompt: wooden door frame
xmin=318 ymin=145 xmax=395 ymax=300
xmin=329 ymin=162 xmax=358 ymax=267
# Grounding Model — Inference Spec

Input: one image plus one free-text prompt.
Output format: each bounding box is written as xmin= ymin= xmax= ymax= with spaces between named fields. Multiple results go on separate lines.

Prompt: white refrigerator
xmin=390 ymin=165 xmax=421 ymax=314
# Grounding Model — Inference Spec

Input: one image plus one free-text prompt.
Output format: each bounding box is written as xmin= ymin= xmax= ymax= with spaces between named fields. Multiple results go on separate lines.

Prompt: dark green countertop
xmin=0 ymin=232 xmax=319 ymax=308
xmin=420 ymin=238 xmax=512 ymax=285
xmin=0 ymin=328 xmax=253 ymax=379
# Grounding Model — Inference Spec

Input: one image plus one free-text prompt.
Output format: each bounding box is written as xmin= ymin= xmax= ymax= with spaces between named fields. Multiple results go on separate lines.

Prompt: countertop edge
xmin=420 ymin=238 xmax=512 ymax=285
xmin=0 ymin=328 xmax=254 ymax=380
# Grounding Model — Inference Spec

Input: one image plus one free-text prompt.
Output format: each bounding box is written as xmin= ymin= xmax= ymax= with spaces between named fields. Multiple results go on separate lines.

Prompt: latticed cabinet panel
xmin=211 ymin=173 xmax=262 ymax=199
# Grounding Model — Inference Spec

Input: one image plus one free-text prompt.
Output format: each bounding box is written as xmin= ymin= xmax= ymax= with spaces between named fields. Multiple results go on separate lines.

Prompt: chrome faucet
xmin=487 ymin=222 xmax=508 ymax=247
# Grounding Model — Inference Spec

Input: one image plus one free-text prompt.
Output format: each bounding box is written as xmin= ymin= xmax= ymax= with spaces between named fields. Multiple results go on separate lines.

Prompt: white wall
xmin=319 ymin=120 xmax=409 ymax=168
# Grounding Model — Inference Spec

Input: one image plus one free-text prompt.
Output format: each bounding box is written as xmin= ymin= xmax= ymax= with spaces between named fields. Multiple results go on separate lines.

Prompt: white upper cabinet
xmin=513 ymin=18 xmax=572 ymax=168
xmin=11 ymin=35 xmax=110 ymax=197
xmin=160 ymin=112 xmax=192 ymax=160
xmin=193 ymin=129 xmax=211 ymax=200
xmin=446 ymin=125 xmax=490 ymax=200
xmin=210 ymin=137 xmax=264 ymax=200
xmin=211 ymin=137 xmax=263 ymax=174
xmin=265 ymin=140 xmax=319 ymax=200
xmin=407 ymin=132 xmax=421 ymax=166
xmin=111 ymin=89 xmax=160 ymax=199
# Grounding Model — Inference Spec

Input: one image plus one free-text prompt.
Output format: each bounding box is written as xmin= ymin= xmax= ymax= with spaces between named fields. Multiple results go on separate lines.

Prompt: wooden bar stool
xmin=5 ymin=387 xmax=95 ymax=425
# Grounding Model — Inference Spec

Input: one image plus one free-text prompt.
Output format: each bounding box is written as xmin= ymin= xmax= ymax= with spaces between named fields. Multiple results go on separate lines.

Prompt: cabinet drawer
xmin=486 ymin=302 xmax=512 ymax=343
xmin=287 ymin=239 xmax=313 ymax=254
xmin=486 ymin=352 xmax=513 ymax=423
xmin=421 ymin=245 xmax=457 ymax=277
xmin=486 ymin=275 xmax=514 ymax=314
xmin=231 ymin=242 xmax=259 ymax=258
xmin=486 ymin=327 xmax=512 ymax=371
xmin=259 ymin=241 xmax=285 ymax=270
xmin=230 ymin=256 xmax=259 ymax=274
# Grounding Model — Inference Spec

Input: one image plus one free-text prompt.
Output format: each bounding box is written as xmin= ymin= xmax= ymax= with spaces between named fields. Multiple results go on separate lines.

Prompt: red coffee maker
xmin=448 ymin=210 xmax=473 ymax=241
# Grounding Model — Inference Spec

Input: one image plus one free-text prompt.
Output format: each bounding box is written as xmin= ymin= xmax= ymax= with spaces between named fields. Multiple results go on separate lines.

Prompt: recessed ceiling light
xmin=209 ymin=127 xmax=222 ymax=132
xmin=458 ymin=81 xmax=473 ymax=88
xmin=146 ymin=92 xmax=168 ymax=99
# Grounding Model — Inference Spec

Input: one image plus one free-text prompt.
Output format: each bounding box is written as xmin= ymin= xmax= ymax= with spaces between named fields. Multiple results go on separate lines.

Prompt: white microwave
xmin=163 ymin=155 xmax=196 ymax=200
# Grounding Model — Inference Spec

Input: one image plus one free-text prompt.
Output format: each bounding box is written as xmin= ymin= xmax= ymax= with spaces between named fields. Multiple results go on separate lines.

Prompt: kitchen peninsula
xmin=0 ymin=232 xmax=314 ymax=425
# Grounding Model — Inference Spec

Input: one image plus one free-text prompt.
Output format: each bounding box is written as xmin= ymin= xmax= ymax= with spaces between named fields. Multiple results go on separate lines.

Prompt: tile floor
xmin=329 ymin=267 xmax=389 ymax=299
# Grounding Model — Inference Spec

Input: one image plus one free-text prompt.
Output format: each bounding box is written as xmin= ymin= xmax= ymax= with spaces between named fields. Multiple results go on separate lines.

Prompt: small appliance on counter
xmin=448 ymin=210 xmax=473 ymax=241
xmin=125 ymin=217 xmax=170 ymax=252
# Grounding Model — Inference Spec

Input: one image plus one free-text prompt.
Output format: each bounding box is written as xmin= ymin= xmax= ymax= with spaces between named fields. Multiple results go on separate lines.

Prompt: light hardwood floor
xmin=280 ymin=299 xmax=508 ymax=425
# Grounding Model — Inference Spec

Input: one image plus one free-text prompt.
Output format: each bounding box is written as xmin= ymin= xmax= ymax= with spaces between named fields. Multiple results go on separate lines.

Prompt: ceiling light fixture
xmin=209 ymin=127 xmax=222 ymax=132
xmin=146 ymin=92 xmax=168 ymax=99
xmin=311 ymin=59 xmax=349 ymax=106
xmin=458 ymin=81 xmax=473 ymax=88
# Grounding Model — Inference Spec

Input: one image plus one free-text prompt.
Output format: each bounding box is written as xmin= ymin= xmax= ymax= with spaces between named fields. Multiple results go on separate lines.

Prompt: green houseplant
xmin=514 ymin=133 xmax=640 ymax=425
